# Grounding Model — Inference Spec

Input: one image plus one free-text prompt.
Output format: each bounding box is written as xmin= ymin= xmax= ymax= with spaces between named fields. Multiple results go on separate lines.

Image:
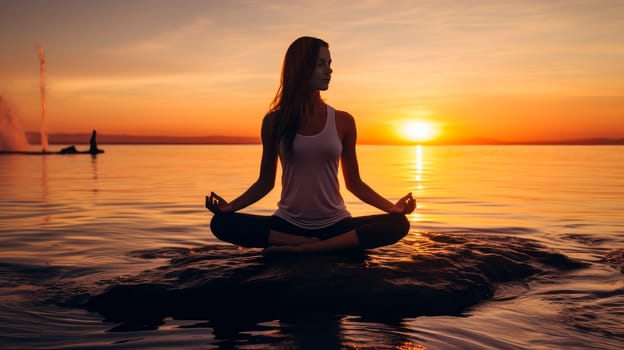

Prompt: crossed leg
xmin=210 ymin=212 xmax=410 ymax=254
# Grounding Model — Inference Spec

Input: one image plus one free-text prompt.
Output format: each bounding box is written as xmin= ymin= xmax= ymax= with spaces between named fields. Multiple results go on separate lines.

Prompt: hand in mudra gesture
xmin=389 ymin=192 xmax=416 ymax=214
xmin=205 ymin=192 xmax=233 ymax=214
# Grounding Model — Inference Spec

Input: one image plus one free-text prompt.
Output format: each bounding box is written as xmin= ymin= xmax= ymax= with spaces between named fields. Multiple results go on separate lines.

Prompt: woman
xmin=206 ymin=36 xmax=415 ymax=254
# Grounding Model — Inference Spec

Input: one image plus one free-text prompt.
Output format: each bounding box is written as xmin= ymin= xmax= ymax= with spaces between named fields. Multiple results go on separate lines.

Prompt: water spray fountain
xmin=37 ymin=43 xmax=48 ymax=153
xmin=1 ymin=44 xmax=103 ymax=155
xmin=0 ymin=96 xmax=30 ymax=151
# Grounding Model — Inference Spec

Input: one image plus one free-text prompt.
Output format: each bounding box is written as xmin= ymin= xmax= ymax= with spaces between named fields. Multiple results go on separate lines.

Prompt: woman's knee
xmin=387 ymin=213 xmax=410 ymax=243
xmin=209 ymin=212 xmax=271 ymax=247
xmin=356 ymin=213 xmax=410 ymax=249
xmin=210 ymin=213 xmax=234 ymax=242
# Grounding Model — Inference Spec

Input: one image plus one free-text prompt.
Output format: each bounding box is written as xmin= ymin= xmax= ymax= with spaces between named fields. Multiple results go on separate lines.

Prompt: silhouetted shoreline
xmin=25 ymin=132 xmax=261 ymax=145
xmin=0 ymin=149 xmax=103 ymax=155
xmin=23 ymin=132 xmax=624 ymax=146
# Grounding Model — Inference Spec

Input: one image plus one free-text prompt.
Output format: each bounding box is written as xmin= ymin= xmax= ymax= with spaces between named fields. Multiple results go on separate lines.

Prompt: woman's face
xmin=309 ymin=46 xmax=332 ymax=91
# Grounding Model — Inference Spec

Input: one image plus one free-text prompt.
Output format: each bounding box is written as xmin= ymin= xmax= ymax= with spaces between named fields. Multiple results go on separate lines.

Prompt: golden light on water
xmin=414 ymin=145 xmax=423 ymax=187
xmin=410 ymin=145 xmax=424 ymax=224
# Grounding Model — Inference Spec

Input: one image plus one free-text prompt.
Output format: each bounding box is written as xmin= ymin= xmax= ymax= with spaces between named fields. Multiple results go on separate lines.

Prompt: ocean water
xmin=0 ymin=144 xmax=622 ymax=349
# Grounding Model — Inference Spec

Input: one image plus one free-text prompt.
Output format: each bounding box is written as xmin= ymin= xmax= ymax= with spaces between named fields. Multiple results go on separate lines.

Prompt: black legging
xmin=210 ymin=212 xmax=410 ymax=249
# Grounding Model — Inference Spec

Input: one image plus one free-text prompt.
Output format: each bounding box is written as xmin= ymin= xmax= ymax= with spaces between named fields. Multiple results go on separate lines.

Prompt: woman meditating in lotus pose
xmin=206 ymin=36 xmax=416 ymax=254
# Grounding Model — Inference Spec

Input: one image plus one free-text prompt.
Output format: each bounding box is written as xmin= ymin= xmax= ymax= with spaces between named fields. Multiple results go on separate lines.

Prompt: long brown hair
xmin=269 ymin=36 xmax=329 ymax=153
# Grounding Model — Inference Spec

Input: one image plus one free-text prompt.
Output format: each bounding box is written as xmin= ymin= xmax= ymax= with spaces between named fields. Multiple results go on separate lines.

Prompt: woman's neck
xmin=305 ymin=91 xmax=324 ymax=115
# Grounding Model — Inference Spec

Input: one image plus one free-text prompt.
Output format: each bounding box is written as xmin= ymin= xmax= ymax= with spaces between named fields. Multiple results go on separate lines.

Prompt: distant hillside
xmin=534 ymin=138 xmax=624 ymax=145
xmin=427 ymin=137 xmax=624 ymax=146
xmin=25 ymin=132 xmax=624 ymax=145
xmin=26 ymin=132 xmax=260 ymax=145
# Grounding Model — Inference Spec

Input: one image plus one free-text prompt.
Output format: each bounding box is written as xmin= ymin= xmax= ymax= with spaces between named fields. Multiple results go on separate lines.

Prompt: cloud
xmin=104 ymin=16 xmax=214 ymax=55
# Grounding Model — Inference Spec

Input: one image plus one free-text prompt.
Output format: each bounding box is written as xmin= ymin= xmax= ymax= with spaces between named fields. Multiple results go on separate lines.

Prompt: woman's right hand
xmin=205 ymin=192 xmax=233 ymax=214
xmin=389 ymin=192 xmax=416 ymax=214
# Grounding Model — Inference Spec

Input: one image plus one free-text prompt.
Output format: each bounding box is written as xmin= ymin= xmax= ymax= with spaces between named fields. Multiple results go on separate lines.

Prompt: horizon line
xmin=25 ymin=132 xmax=624 ymax=146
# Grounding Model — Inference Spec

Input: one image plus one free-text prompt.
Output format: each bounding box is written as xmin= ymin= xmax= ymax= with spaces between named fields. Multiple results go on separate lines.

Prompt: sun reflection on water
xmin=407 ymin=145 xmax=425 ymax=227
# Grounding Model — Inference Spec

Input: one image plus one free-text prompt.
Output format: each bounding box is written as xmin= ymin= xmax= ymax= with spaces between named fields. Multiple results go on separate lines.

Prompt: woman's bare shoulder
xmin=257 ymin=112 xmax=275 ymax=144
xmin=334 ymin=109 xmax=356 ymax=142
xmin=263 ymin=111 xmax=277 ymax=123
xmin=335 ymin=109 xmax=356 ymax=129
xmin=335 ymin=109 xmax=353 ymax=119
xmin=262 ymin=111 xmax=278 ymax=130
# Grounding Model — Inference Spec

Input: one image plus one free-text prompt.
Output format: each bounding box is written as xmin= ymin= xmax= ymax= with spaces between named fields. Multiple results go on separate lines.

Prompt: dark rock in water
xmin=59 ymin=145 xmax=78 ymax=154
xmin=58 ymin=145 xmax=104 ymax=155
xmin=85 ymin=233 xmax=586 ymax=332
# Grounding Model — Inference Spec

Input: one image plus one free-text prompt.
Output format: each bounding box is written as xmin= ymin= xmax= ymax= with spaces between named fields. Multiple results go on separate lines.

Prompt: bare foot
xmin=269 ymin=232 xmax=321 ymax=246
xmin=262 ymin=245 xmax=304 ymax=256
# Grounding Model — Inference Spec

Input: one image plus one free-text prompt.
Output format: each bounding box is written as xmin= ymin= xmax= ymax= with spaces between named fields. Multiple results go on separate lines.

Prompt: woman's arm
xmin=206 ymin=114 xmax=278 ymax=213
xmin=338 ymin=111 xmax=415 ymax=214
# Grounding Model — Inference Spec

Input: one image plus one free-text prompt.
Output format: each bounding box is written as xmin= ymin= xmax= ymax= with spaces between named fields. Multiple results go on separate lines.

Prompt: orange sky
xmin=1 ymin=0 xmax=623 ymax=144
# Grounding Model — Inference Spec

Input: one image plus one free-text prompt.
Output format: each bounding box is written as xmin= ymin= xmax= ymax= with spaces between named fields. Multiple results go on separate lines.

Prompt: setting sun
xmin=401 ymin=121 xmax=438 ymax=143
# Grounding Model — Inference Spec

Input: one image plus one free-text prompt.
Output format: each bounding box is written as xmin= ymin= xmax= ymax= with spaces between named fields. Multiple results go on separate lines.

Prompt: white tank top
xmin=274 ymin=105 xmax=351 ymax=229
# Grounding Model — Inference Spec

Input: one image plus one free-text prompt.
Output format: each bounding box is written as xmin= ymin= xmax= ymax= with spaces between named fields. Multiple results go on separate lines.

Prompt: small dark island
xmin=59 ymin=130 xmax=104 ymax=155
xmin=1 ymin=129 xmax=104 ymax=155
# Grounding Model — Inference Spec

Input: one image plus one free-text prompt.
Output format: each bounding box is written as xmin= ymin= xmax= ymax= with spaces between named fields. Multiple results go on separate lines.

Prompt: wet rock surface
xmin=85 ymin=232 xmax=586 ymax=332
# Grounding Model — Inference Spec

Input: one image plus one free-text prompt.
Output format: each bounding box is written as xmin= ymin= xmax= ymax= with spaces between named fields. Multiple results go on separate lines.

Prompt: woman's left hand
xmin=205 ymin=192 xmax=233 ymax=214
xmin=390 ymin=192 xmax=416 ymax=214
